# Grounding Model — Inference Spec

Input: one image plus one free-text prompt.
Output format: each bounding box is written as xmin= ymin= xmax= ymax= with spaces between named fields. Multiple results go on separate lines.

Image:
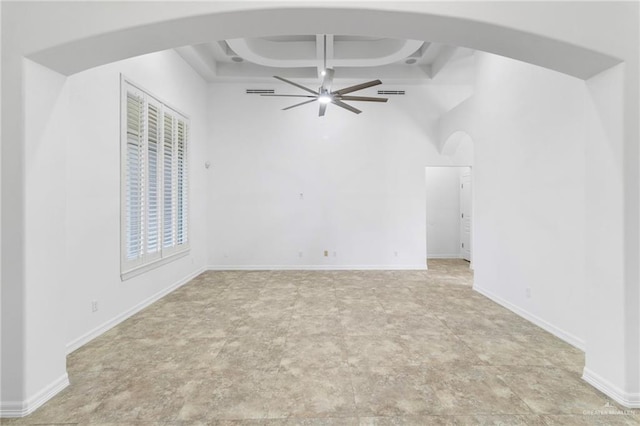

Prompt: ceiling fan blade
xmin=319 ymin=102 xmax=328 ymax=117
xmin=274 ymin=76 xmax=318 ymax=95
xmin=332 ymin=100 xmax=362 ymax=114
xmin=334 ymin=80 xmax=382 ymax=95
xmin=339 ymin=96 xmax=388 ymax=102
xmin=282 ymin=98 xmax=317 ymax=111
xmin=321 ymin=68 xmax=335 ymax=93
xmin=261 ymin=94 xmax=316 ymax=98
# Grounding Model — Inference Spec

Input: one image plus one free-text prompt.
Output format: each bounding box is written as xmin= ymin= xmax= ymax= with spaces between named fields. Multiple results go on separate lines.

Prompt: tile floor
xmin=5 ymin=259 xmax=639 ymax=425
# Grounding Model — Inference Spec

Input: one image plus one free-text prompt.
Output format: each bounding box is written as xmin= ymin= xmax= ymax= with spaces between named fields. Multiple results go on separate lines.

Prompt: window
xmin=121 ymin=77 xmax=189 ymax=279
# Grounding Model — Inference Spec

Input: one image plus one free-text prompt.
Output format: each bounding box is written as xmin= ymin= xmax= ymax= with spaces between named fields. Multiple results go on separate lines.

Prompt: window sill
xmin=121 ymin=248 xmax=190 ymax=281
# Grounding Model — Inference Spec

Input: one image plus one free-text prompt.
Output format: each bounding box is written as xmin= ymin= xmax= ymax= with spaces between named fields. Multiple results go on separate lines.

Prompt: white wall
xmin=64 ymin=50 xmax=209 ymax=350
xmin=425 ymin=167 xmax=463 ymax=258
xmin=206 ymin=82 xmax=470 ymax=270
xmin=23 ymin=59 xmax=70 ymax=408
xmin=470 ymin=52 xmax=587 ymax=349
xmin=582 ymin=63 xmax=629 ymax=402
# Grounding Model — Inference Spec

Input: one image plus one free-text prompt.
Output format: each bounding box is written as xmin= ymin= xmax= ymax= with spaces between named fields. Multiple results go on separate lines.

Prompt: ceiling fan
xmin=262 ymin=69 xmax=388 ymax=116
xmin=262 ymin=34 xmax=388 ymax=116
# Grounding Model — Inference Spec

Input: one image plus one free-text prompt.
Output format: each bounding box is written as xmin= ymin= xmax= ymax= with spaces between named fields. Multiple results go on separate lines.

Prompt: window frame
xmin=120 ymin=76 xmax=190 ymax=280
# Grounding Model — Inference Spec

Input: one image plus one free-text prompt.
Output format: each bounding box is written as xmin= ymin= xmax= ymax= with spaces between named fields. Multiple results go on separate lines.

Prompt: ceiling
xmin=175 ymin=34 xmax=474 ymax=84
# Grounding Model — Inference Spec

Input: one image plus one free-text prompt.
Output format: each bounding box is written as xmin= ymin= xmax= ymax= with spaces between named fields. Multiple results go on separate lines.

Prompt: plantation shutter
xmin=146 ymin=99 xmax=162 ymax=258
xmin=121 ymin=77 xmax=190 ymax=278
xmin=162 ymin=112 xmax=175 ymax=251
xmin=161 ymin=108 xmax=189 ymax=255
xmin=176 ymin=118 xmax=188 ymax=246
xmin=124 ymin=90 xmax=145 ymax=263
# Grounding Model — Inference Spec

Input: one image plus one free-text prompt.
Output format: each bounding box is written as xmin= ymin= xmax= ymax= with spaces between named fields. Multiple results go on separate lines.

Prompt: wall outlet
xmin=324 ymin=250 xmax=328 ymax=257
xmin=394 ymin=251 xmax=398 ymax=257
xmin=91 ymin=300 xmax=99 ymax=313
xmin=298 ymin=251 xmax=303 ymax=258
xmin=333 ymin=251 xmax=337 ymax=257
xmin=525 ymin=288 xmax=531 ymax=299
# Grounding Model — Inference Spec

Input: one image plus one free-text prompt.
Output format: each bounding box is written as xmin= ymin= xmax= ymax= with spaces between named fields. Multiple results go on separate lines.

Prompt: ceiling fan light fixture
xmin=266 ymin=70 xmax=387 ymax=116
xmin=318 ymin=94 xmax=332 ymax=104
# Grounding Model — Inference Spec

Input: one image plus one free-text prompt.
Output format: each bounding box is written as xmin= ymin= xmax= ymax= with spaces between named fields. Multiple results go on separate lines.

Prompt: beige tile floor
xmin=5 ymin=259 xmax=639 ymax=425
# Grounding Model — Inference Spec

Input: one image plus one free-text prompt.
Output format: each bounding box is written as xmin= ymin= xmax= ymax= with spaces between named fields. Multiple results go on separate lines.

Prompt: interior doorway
xmin=425 ymin=166 xmax=472 ymax=266
xmin=460 ymin=169 xmax=472 ymax=261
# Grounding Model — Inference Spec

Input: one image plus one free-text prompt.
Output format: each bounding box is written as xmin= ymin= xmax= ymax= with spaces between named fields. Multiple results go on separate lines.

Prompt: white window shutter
xmin=162 ymin=112 xmax=175 ymax=251
xmin=121 ymin=77 xmax=190 ymax=279
xmin=124 ymin=90 xmax=145 ymax=262
xmin=176 ymin=118 xmax=188 ymax=246
xmin=146 ymin=99 xmax=162 ymax=258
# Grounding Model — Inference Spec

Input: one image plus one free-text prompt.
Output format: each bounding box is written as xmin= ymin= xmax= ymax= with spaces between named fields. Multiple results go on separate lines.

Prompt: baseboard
xmin=66 ymin=266 xmax=206 ymax=354
xmin=0 ymin=373 xmax=69 ymax=418
xmin=583 ymin=367 xmax=640 ymax=408
xmin=473 ymin=284 xmax=585 ymax=351
xmin=207 ymin=264 xmax=428 ymax=271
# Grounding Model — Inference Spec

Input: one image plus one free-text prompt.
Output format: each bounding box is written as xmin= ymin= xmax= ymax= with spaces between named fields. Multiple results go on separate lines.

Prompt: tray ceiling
xmin=176 ymin=34 xmax=472 ymax=83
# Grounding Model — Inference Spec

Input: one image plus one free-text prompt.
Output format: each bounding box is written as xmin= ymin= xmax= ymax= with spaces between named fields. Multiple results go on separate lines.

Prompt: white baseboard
xmin=583 ymin=367 xmax=640 ymax=408
xmin=473 ymin=284 xmax=585 ymax=351
xmin=66 ymin=266 xmax=206 ymax=354
xmin=0 ymin=373 xmax=69 ymax=418
xmin=207 ymin=264 xmax=427 ymax=271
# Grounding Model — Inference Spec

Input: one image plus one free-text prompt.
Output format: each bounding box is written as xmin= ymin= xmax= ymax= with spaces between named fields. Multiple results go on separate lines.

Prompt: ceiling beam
xmin=316 ymin=34 xmax=334 ymax=78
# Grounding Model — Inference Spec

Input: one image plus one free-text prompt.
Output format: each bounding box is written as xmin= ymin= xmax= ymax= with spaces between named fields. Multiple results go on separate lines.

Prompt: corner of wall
xmin=583 ymin=367 xmax=640 ymax=409
xmin=66 ymin=266 xmax=206 ymax=354
xmin=473 ymin=283 xmax=585 ymax=351
xmin=0 ymin=373 xmax=69 ymax=418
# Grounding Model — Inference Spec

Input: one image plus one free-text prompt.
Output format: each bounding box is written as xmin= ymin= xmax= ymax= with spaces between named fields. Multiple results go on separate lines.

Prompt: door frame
xmin=425 ymin=165 xmax=473 ymax=270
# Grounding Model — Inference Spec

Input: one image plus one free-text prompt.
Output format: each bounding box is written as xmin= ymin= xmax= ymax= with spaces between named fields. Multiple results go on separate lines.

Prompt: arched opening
xmin=25 ymin=6 xmax=619 ymax=79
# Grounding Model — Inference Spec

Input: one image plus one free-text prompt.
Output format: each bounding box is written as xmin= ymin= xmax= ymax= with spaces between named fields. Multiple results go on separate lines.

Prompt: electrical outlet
xmin=333 ymin=251 xmax=337 ymax=257
xmin=525 ymin=288 xmax=531 ymax=299
xmin=298 ymin=251 xmax=303 ymax=258
xmin=394 ymin=251 xmax=398 ymax=257
xmin=91 ymin=300 xmax=99 ymax=313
